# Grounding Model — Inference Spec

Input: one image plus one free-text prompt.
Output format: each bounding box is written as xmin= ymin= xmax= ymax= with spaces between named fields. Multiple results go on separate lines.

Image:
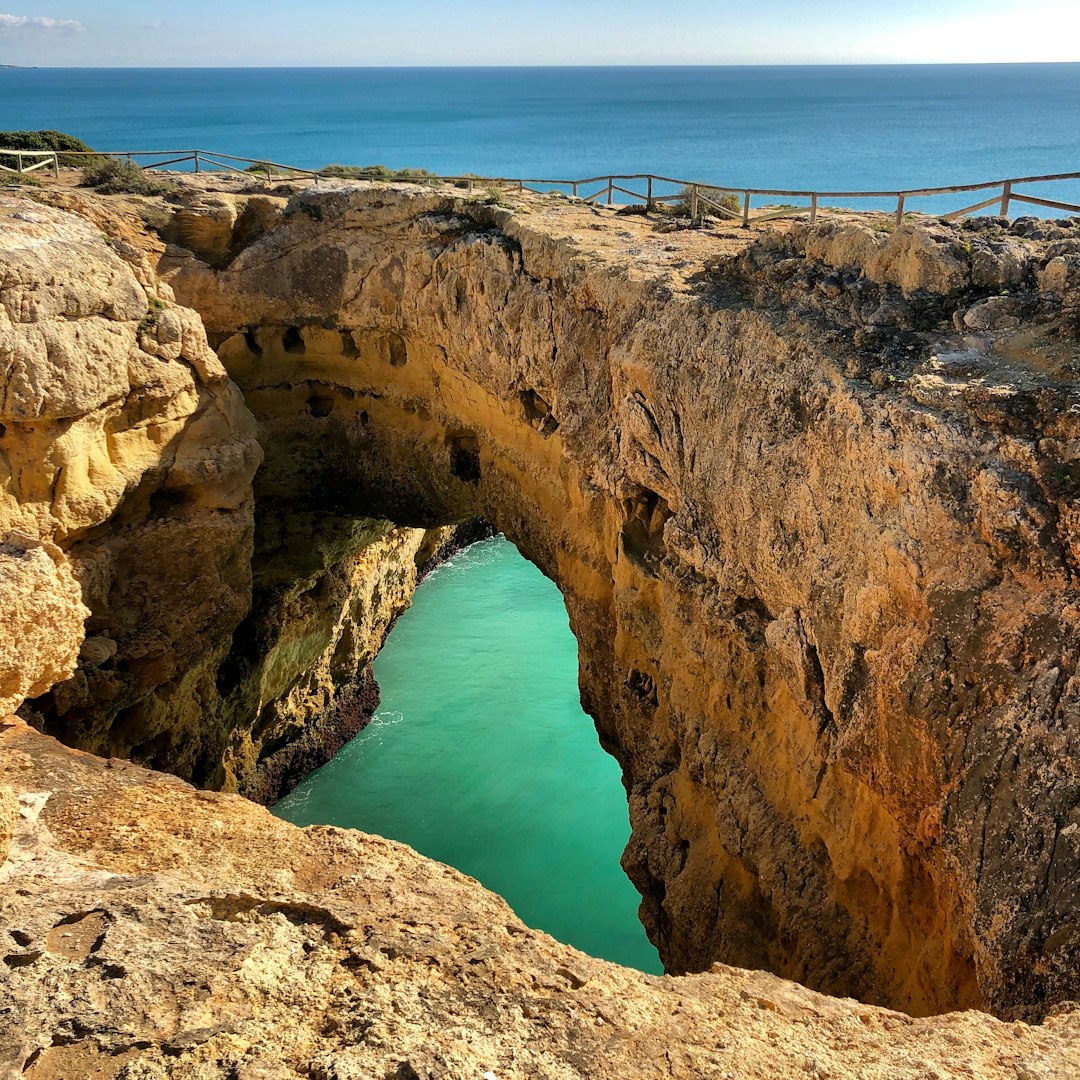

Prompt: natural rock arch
xmin=11 ymin=184 xmax=1080 ymax=1022
xmin=155 ymin=184 xmax=1080 ymax=1021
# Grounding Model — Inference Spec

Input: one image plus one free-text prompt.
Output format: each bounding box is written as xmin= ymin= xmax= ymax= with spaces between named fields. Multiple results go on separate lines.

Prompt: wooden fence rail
xmin=2 ymin=147 xmax=1079 ymax=228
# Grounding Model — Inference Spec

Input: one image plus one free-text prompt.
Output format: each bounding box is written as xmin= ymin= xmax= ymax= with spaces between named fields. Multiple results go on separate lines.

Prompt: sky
xmin=0 ymin=1 xmax=1078 ymax=67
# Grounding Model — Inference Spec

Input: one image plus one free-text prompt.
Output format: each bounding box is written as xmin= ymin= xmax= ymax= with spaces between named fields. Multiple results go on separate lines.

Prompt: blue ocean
xmin=4 ymin=64 xmax=1080 ymax=212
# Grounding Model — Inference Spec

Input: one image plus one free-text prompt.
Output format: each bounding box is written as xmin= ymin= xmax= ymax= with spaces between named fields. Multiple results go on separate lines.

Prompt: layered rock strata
xmin=4 ymin=716 xmax=1080 ymax=1080
xmin=5 ymin=182 xmax=1080 ymax=1027
xmin=0 ymin=194 xmax=443 ymax=802
xmin=157 ymin=184 xmax=1080 ymax=1020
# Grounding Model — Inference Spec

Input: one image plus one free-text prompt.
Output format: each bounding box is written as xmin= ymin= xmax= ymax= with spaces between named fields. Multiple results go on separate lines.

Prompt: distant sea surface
xmin=4 ymin=64 xmax=1080 ymax=212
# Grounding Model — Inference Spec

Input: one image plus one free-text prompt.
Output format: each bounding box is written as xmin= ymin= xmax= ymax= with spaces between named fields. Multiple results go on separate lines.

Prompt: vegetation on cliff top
xmin=0 ymin=129 xmax=92 ymax=169
xmin=79 ymin=157 xmax=175 ymax=196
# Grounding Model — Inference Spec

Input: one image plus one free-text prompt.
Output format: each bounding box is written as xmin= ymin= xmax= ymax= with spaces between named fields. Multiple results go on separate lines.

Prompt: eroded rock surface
xmin=0 ymin=194 xmax=452 ymax=800
xmin=159 ymin=183 xmax=1080 ymax=1019
xmin=0 ymin=534 xmax=87 ymax=715
xmin=3 ymin=718 xmax=1080 ymax=1080
xmin=6 ymin=181 xmax=1080 ymax=1031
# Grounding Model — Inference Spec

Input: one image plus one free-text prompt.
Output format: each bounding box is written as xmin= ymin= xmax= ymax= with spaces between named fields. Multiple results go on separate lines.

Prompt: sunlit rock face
xmin=5 ymin=181 xmax=1080 ymax=1023
xmin=7 ymin=718 xmax=1080 ymax=1080
xmin=0 ymin=193 xmax=461 ymax=802
xmin=0 ymin=193 xmax=259 ymax=781
xmin=157 ymin=182 xmax=1080 ymax=1020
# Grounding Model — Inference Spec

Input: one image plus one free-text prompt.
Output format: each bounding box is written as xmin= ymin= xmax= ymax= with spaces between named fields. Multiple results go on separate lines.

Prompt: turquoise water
xmin=274 ymin=536 xmax=661 ymax=973
xmin=4 ymin=65 xmax=1080 ymax=213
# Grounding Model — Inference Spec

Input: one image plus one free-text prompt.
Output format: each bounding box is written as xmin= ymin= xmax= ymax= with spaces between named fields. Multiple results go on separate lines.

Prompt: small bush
xmin=137 ymin=297 xmax=166 ymax=335
xmin=0 ymin=129 xmax=92 ymax=170
xmin=317 ymin=163 xmax=440 ymax=185
xmin=79 ymin=157 xmax=174 ymax=196
xmin=0 ymin=171 xmax=42 ymax=188
xmin=138 ymin=204 xmax=173 ymax=234
xmin=669 ymin=185 xmax=741 ymax=218
xmin=242 ymin=162 xmax=303 ymax=178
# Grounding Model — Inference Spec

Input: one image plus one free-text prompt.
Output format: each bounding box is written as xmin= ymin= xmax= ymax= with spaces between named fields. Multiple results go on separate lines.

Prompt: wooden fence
xmin=2 ymin=147 xmax=1079 ymax=228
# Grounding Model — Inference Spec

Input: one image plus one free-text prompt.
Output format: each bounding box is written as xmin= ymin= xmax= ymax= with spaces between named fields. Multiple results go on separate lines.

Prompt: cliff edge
xmin=3 ymin=180 xmax=1080 ymax=1048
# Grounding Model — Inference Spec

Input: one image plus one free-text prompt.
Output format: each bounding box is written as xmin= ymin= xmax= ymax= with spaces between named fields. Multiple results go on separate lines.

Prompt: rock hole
xmin=340 ymin=330 xmax=359 ymax=359
xmin=148 ymin=488 xmax=191 ymax=520
xmin=620 ymin=488 xmax=672 ymax=578
xmin=9 ymin=929 xmax=31 ymax=947
xmin=519 ymin=388 xmax=560 ymax=437
xmin=307 ymin=394 xmax=334 ymax=418
xmin=3 ymin=950 xmax=41 ymax=968
xmin=359 ymin=410 xmax=369 ymax=424
xmin=243 ymin=329 xmax=263 ymax=358
xmin=626 ymin=669 xmax=659 ymax=709
xmin=388 ymin=333 xmax=408 ymax=367
xmin=447 ymin=433 xmax=481 ymax=484
xmin=282 ymin=326 xmax=306 ymax=355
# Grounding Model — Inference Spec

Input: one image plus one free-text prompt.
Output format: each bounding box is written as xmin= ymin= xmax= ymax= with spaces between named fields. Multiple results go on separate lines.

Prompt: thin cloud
xmin=0 ymin=12 xmax=85 ymax=32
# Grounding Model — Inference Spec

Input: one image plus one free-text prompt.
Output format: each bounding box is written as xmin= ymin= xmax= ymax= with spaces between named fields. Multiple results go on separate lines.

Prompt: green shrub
xmin=138 ymin=204 xmax=173 ymax=234
xmin=669 ymin=185 xmax=741 ymax=218
xmin=0 ymin=129 xmax=93 ymax=170
xmin=317 ymin=163 xmax=439 ymax=185
xmin=79 ymin=157 xmax=174 ymax=196
xmin=0 ymin=171 xmax=43 ymax=188
xmin=137 ymin=297 xmax=166 ymax=335
xmin=242 ymin=162 xmax=304 ymax=178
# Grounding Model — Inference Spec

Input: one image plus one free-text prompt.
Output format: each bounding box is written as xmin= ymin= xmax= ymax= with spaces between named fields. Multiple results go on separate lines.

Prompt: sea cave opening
xmin=272 ymin=532 xmax=662 ymax=974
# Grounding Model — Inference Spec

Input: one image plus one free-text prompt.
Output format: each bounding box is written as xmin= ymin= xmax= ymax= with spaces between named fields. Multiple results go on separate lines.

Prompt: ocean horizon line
xmin=5 ymin=60 xmax=1080 ymax=72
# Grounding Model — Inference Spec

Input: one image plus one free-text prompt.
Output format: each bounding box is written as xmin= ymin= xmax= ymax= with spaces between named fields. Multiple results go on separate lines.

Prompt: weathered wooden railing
xmin=0 ymin=148 xmax=60 ymax=178
xmin=2 ymin=147 xmax=1079 ymax=227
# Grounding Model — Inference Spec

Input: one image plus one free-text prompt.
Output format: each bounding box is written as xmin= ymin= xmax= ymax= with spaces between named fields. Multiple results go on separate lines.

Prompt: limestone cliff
xmin=0 ymin=193 xmax=442 ymax=802
xmin=158 ymin=183 xmax=1080 ymax=1021
xmin=0 ymin=194 xmax=259 ymax=783
xmin=5 ymin=180 xmax=1080 ymax=1034
xmin=4 ymin=717 xmax=1080 ymax=1080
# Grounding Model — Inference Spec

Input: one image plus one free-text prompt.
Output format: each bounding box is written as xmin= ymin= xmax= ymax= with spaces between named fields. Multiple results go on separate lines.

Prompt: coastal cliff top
xmin=14 ymin=168 xmax=1080 ymax=397
xmin=4 ymin=716 xmax=1080 ymax=1079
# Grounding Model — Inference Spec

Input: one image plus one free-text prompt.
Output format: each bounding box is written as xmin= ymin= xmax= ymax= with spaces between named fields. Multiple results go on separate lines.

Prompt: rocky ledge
xmin=3 ymin=717 xmax=1080 ymax=1080
xmin=2 ymin=178 xmax=1080 ymax=1054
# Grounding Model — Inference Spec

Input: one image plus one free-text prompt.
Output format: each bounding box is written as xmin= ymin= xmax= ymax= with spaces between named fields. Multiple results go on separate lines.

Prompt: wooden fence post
xmin=810 ymin=193 xmax=818 ymax=224
xmin=193 ymin=151 xmax=200 ymax=174
xmin=15 ymin=152 xmax=22 ymax=175
xmin=647 ymin=176 xmax=653 ymax=211
xmin=742 ymin=191 xmax=751 ymax=228
xmin=572 ymin=182 xmax=578 ymax=199
xmin=690 ymin=184 xmax=698 ymax=221
xmin=895 ymin=194 xmax=905 ymax=231
xmin=606 ymin=178 xmax=613 ymax=205
xmin=1000 ymin=180 xmax=1013 ymax=218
